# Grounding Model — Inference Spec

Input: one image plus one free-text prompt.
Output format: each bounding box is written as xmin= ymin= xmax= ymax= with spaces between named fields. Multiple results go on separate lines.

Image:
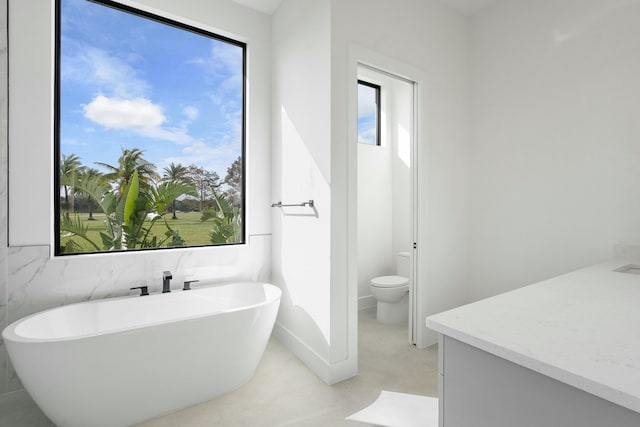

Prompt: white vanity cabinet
xmin=437 ymin=335 xmax=640 ymax=427
xmin=427 ymin=261 xmax=640 ymax=427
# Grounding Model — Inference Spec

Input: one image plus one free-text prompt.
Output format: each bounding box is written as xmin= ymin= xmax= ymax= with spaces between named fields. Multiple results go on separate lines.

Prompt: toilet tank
xmin=397 ymin=252 xmax=410 ymax=278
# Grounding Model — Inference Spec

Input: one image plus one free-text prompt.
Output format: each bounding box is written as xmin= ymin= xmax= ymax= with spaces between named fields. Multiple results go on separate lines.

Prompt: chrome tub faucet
xmin=162 ymin=271 xmax=172 ymax=293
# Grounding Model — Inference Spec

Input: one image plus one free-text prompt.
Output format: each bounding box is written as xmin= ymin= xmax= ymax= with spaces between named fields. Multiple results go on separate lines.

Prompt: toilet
xmin=370 ymin=252 xmax=410 ymax=324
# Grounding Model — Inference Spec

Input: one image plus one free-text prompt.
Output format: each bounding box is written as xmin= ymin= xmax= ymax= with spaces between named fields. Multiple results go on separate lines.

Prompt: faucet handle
xmin=130 ymin=285 xmax=149 ymax=296
xmin=183 ymin=279 xmax=199 ymax=291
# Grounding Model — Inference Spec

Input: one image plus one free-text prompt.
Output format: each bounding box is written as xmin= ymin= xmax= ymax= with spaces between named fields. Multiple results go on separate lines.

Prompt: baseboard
xmin=272 ymin=321 xmax=356 ymax=385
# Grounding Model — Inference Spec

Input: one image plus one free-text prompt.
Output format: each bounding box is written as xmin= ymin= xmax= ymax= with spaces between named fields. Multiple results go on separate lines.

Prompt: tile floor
xmin=0 ymin=308 xmax=438 ymax=426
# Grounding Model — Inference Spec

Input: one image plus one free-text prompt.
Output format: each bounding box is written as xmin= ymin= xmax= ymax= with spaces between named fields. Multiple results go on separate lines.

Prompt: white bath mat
xmin=346 ymin=390 xmax=438 ymax=427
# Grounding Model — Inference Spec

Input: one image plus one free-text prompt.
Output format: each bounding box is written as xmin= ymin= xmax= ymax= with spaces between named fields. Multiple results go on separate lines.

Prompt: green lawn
xmin=61 ymin=211 xmax=216 ymax=253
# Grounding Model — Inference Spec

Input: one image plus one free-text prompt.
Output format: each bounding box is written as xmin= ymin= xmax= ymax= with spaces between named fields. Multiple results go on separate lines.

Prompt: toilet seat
xmin=370 ymin=275 xmax=408 ymax=288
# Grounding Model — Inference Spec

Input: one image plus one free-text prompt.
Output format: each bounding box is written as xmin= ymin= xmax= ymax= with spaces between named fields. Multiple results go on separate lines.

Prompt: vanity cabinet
xmin=438 ymin=335 xmax=640 ymax=427
xmin=427 ymin=260 xmax=640 ymax=427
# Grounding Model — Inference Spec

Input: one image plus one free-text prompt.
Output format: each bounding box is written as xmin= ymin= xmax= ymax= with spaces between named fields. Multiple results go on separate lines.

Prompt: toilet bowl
xmin=370 ymin=252 xmax=410 ymax=324
xmin=370 ymin=276 xmax=409 ymax=303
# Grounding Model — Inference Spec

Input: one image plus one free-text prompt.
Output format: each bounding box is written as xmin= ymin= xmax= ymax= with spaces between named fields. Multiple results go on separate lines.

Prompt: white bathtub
xmin=2 ymin=282 xmax=281 ymax=427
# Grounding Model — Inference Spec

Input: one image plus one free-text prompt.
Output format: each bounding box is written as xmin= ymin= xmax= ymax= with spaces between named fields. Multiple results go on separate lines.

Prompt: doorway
xmin=356 ymin=63 xmax=418 ymax=345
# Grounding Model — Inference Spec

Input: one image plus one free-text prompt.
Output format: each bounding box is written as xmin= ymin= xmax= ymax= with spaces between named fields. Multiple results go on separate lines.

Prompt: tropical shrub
xmin=60 ymin=169 xmax=197 ymax=253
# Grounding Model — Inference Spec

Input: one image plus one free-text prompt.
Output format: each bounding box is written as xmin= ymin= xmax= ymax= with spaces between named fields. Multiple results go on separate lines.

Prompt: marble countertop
xmin=426 ymin=260 xmax=640 ymax=413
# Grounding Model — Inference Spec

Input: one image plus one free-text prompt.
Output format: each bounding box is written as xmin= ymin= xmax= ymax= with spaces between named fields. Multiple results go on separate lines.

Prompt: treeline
xmin=58 ymin=148 xmax=243 ymax=254
xmin=60 ymin=148 xmax=242 ymax=216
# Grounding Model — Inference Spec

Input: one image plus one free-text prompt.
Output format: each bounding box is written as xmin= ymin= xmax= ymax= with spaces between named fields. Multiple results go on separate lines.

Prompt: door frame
xmin=347 ymin=43 xmax=432 ymax=353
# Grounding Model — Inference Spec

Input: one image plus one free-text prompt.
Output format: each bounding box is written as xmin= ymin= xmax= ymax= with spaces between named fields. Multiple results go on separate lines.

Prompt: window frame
xmin=53 ymin=0 xmax=248 ymax=256
xmin=357 ymin=79 xmax=382 ymax=146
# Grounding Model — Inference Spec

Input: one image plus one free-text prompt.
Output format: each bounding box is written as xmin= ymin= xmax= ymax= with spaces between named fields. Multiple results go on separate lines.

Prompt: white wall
xmin=469 ymin=0 xmax=640 ymax=300
xmin=272 ymin=0 xmax=470 ymax=381
xmin=357 ymin=138 xmax=393 ymax=307
xmin=270 ymin=0 xmax=336 ymax=381
xmin=271 ymin=0 xmax=469 ymax=382
xmin=333 ymin=0 xmax=471 ymax=351
xmin=1 ymin=0 xmax=272 ymax=397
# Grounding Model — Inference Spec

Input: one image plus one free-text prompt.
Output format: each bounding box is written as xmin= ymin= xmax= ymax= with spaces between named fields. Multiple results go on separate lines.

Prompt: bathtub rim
xmin=2 ymin=281 xmax=281 ymax=344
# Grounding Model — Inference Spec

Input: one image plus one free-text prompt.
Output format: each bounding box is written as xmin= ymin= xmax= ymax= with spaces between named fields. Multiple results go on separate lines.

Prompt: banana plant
xmin=60 ymin=214 xmax=102 ymax=252
xmin=60 ymin=169 xmax=197 ymax=253
xmin=200 ymin=191 xmax=243 ymax=244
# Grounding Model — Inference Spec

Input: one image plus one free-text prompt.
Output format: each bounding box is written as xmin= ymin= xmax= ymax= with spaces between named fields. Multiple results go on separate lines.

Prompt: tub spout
xmin=162 ymin=271 xmax=172 ymax=293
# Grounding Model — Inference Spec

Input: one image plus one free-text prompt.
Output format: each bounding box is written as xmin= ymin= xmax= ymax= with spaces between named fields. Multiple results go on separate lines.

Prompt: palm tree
xmin=60 ymin=153 xmax=82 ymax=214
xmin=162 ymin=162 xmax=189 ymax=219
xmin=95 ymin=148 xmax=159 ymax=196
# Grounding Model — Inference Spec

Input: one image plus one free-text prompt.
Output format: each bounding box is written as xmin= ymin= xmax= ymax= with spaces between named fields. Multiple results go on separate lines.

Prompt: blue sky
xmin=358 ymin=83 xmax=378 ymax=145
xmin=60 ymin=0 xmax=243 ymax=178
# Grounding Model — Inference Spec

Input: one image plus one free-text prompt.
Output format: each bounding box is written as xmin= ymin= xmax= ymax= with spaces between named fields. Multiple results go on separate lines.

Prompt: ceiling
xmin=232 ymin=0 xmax=500 ymax=16
xmin=231 ymin=0 xmax=283 ymax=14
xmin=440 ymin=0 xmax=500 ymax=14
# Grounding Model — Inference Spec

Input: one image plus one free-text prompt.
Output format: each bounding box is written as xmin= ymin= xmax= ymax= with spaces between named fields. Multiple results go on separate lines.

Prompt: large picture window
xmin=55 ymin=0 xmax=246 ymax=255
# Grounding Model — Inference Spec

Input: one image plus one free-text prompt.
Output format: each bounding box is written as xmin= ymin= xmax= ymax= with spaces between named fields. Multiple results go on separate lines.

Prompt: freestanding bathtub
xmin=2 ymin=281 xmax=281 ymax=427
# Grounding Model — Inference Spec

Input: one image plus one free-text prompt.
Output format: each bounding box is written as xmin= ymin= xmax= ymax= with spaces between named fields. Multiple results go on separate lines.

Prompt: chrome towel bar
xmin=271 ymin=200 xmax=315 ymax=208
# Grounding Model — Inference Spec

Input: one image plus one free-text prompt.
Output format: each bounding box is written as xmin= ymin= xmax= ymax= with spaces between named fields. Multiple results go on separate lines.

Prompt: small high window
xmin=357 ymin=80 xmax=381 ymax=146
xmin=55 ymin=0 xmax=246 ymax=255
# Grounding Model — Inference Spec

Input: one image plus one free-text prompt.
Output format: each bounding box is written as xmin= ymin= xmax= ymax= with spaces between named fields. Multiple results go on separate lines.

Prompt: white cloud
xmin=189 ymin=42 xmax=242 ymax=80
xmin=165 ymin=139 xmax=240 ymax=177
xmin=83 ymin=95 xmax=165 ymax=129
xmin=183 ymin=106 xmax=199 ymax=122
xmin=358 ymin=84 xmax=377 ymax=119
xmin=62 ymin=47 xmax=148 ymax=98
xmin=211 ymin=42 xmax=243 ymax=77
xmin=210 ymin=43 xmax=244 ymax=105
xmin=83 ymin=95 xmax=198 ymax=145
xmin=190 ymin=41 xmax=243 ymax=111
xmin=138 ymin=125 xmax=194 ymax=145
xmin=358 ymin=127 xmax=378 ymax=145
